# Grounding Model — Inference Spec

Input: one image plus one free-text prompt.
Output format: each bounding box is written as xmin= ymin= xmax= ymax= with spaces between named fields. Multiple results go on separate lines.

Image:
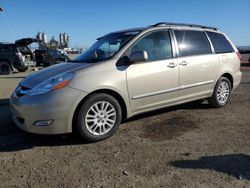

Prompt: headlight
xmin=26 ymin=72 xmax=75 ymax=96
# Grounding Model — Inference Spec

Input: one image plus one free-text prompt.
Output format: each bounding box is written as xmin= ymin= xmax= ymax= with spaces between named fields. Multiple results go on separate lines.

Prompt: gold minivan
xmin=10 ymin=23 xmax=242 ymax=142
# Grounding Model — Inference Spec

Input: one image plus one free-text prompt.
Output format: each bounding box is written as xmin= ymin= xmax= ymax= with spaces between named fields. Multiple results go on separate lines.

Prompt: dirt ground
xmin=0 ymin=68 xmax=250 ymax=188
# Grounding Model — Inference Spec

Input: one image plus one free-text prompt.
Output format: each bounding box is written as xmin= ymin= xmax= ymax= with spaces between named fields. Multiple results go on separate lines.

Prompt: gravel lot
xmin=0 ymin=67 xmax=250 ymax=188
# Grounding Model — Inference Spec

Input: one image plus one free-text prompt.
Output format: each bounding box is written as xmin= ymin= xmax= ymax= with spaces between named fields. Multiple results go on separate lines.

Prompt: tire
xmin=77 ymin=93 xmax=122 ymax=142
xmin=0 ymin=61 xmax=12 ymax=75
xmin=208 ymin=77 xmax=232 ymax=108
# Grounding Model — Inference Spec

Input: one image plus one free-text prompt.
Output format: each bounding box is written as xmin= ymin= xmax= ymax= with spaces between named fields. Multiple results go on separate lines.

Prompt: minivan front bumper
xmin=10 ymin=87 xmax=88 ymax=134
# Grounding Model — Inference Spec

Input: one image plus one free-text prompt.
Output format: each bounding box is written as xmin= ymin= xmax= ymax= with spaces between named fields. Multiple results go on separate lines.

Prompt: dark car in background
xmin=238 ymin=46 xmax=250 ymax=63
xmin=34 ymin=48 xmax=69 ymax=67
xmin=0 ymin=38 xmax=37 ymax=75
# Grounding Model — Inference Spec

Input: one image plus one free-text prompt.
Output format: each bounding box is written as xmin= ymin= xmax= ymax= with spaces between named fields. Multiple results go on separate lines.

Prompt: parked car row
xmin=0 ymin=38 xmax=36 ymax=75
xmin=0 ymin=38 xmax=71 ymax=75
xmin=238 ymin=47 xmax=250 ymax=63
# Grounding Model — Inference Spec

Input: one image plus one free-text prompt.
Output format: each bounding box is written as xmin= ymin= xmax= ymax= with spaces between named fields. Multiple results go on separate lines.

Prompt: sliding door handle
xmin=179 ymin=61 xmax=188 ymax=66
xmin=167 ymin=62 xmax=177 ymax=68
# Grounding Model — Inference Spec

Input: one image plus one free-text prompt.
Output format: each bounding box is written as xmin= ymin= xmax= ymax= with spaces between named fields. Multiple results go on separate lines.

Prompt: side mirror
xmin=129 ymin=50 xmax=148 ymax=63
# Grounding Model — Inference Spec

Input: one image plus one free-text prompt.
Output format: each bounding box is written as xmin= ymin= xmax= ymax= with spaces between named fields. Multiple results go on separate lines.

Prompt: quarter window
xmin=206 ymin=31 xmax=234 ymax=54
xmin=128 ymin=30 xmax=172 ymax=62
xmin=174 ymin=30 xmax=212 ymax=57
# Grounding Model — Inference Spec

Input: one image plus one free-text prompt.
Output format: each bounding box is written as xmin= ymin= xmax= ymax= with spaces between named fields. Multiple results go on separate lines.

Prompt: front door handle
xmin=167 ymin=62 xmax=177 ymax=68
xmin=179 ymin=61 xmax=188 ymax=66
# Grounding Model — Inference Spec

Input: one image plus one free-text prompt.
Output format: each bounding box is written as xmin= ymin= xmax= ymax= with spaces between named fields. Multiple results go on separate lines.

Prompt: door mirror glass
xmin=129 ymin=50 xmax=148 ymax=63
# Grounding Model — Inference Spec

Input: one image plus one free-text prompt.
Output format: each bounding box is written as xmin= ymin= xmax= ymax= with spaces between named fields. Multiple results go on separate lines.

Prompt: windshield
xmin=48 ymin=49 xmax=63 ymax=57
xmin=72 ymin=31 xmax=140 ymax=63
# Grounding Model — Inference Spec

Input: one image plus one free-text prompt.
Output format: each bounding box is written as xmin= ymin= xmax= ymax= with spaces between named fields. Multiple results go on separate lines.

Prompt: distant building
xmin=36 ymin=32 xmax=47 ymax=48
xmin=36 ymin=32 xmax=69 ymax=49
xmin=59 ymin=32 xmax=69 ymax=48
xmin=48 ymin=36 xmax=59 ymax=48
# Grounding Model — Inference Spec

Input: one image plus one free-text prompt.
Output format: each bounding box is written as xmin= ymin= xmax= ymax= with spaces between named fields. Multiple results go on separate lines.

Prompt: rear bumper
xmin=233 ymin=71 xmax=242 ymax=90
xmin=10 ymin=87 xmax=88 ymax=134
xmin=13 ymin=61 xmax=36 ymax=70
xmin=23 ymin=61 xmax=36 ymax=67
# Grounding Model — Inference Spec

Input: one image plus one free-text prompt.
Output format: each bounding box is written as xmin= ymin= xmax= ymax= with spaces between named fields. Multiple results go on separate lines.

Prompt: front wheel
xmin=208 ymin=77 xmax=232 ymax=107
xmin=77 ymin=93 xmax=122 ymax=142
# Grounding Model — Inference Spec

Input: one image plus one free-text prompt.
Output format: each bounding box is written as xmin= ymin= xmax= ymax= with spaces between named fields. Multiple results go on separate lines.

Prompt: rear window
xmin=17 ymin=46 xmax=30 ymax=53
xmin=206 ymin=31 xmax=234 ymax=54
xmin=174 ymin=30 xmax=212 ymax=57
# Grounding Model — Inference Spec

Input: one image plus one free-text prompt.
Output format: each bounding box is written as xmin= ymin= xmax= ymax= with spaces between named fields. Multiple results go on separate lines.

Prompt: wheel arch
xmin=0 ymin=58 xmax=14 ymax=70
xmin=220 ymin=72 xmax=233 ymax=88
xmin=71 ymin=88 xmax=128 ymax=133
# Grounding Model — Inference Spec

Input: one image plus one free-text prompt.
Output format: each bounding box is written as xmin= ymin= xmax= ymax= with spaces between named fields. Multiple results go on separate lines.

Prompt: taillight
xmin=236 ymin=52 xmax=241 ymax=61
xmin=16 ymin=52 xmax=22 ymax=57
xmin=16 ymin=52 xmax=24 ymax=62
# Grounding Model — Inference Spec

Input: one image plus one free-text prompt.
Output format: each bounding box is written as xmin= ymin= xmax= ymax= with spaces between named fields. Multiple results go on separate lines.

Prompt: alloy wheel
xmin=217 ymin=81 xmax=230 ymax=104
xmin=85 ymin=101 xmax=116 ymax=136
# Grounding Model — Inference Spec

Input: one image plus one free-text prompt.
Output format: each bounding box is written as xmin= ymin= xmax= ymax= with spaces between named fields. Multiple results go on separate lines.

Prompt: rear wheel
xmin=208 ymin=77 xmax=232 ymax=107
xmin=77 ymin=93 xmax=122 ymax=142
xmin=0 ymin=62 xmax=12 ymax=75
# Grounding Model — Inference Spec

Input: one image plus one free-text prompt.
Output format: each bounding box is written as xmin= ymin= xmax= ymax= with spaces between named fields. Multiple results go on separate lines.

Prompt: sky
xmin=0 ymin=0 xmax=249 ymax=48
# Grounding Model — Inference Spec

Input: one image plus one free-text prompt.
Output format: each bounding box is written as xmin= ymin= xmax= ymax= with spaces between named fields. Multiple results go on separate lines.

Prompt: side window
xmin=174 ymin=30 xmax=212 ymax=57
xmin=128 ymin=30 xmax=172 ymax=62
xmin=206 ymin=31 xmax=234 ymax=54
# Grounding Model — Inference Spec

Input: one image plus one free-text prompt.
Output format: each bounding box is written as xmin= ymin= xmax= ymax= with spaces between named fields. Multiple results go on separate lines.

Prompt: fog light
xmin=33 ymin=120 xmax=53 ymax=126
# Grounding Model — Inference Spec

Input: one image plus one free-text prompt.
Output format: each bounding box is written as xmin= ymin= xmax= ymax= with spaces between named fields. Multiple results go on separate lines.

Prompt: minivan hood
xmin=20 ymin=62 xmax=91 ymax=88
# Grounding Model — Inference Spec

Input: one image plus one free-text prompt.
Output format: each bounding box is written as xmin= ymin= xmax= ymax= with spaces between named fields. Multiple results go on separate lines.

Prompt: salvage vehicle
xmin=10 ymin=23 xmax=242 ymax=142
xmin=34 ymin=48 xmax=69 ymax=67
xmin=0 ymin=38 xmax=37 ymax=75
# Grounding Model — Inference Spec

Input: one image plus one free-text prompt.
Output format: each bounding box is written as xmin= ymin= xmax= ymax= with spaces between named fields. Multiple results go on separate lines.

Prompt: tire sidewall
xmin=214 ymin=77 xmax=232 ymax=106
xmin=0 ymin=62 xmax=12 ymax=75
xmin=77 ymin=94 xmax=122 ymax=142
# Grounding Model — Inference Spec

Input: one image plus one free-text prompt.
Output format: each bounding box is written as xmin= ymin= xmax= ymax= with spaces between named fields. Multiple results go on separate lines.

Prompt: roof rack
xmin=150 ymin=22 xmax=219 ymax=31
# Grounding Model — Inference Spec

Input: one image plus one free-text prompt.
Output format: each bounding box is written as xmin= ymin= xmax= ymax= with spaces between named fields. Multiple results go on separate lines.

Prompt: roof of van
xmin=98 ymin=22 xmax=219 ymax=40
xmin=149 ymin=22 xmax=219 ymax=30
xmin=111 ymin=22 xmax=219 ymax=34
